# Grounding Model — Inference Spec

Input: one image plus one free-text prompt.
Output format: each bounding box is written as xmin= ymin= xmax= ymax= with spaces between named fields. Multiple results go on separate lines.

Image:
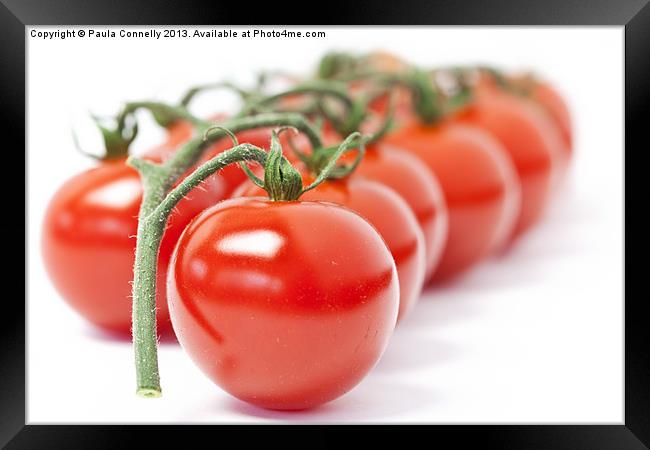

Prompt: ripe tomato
xmin=167 ymin=197 xmax=399 ymax=410
xmin=529 ymin=81 xmax=572 ymax=153
xmin=383 ymin=121 xmax=521 ymax=282
xmin=282 ymin=124 xmax=447 ymax=283
xmin=235 ymin=176 xmax=426 ymax=322
xmin=501 ymin=75 xmax=573 ymax=152
xmin=453 ymin=87 xmax=566 ymax=237
xmin=41 ymin=123 xmax=272 ymax=334
xmin=342 ymin=143 xmax=448 ymax=283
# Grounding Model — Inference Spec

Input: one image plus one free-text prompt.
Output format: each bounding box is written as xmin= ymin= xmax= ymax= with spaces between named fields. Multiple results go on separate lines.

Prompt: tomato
xmin=453 ymin=87 xmax=566 ymax=237
xmin=499 ymin=75 xmax=573 ymax=153
xmin=235 ymin=175 xmax=425 ymax=321
xmin=42 ymin=122 xmax=272 ymax=334
xmin=342 ymin=143 xmax=448 ymax=283
xmin=288 ymin=123 xmax=447 ymax=282
xmin=529 ymin=82 xmax=572 ymax=152
xmin=167 ymin=197 xmax=399 ymax=410
xmin=280 ymin=121 xmax=447 ymax=283
xmin=41 ymin=158 xmax=223 ymax=334
xmin=383 ymin=121 xmax=521 ymax=282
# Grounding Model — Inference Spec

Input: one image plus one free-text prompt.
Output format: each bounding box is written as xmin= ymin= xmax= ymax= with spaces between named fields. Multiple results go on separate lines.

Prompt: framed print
xmin=3 ymin=0 xmax=648 ymax=447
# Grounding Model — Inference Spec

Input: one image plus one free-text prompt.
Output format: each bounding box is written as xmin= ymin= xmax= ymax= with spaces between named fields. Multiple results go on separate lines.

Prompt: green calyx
xmin=317 ymin=51 xmax=359 ymax=80
xmin=403 ymin=68 xmax=440 ymax=124
xmin=304 ymin=131 xmax=368 ymax=185
xmin=297 ymin=130 xmax=368 ymax=183
xmin=240 ymin=128 xmax=369 ymax=201
xmin=73 ymin=113 xmax=138 ymax=161
xmin=261 ymin=129 xmax=304 ymax=201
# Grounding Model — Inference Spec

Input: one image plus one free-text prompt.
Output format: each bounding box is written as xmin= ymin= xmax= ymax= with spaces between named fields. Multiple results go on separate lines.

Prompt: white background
xmin=27 ymin=27 xmax=624 ymax=423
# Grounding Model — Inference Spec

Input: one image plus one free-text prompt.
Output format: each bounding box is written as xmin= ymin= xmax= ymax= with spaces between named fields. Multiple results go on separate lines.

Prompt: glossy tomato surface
xmin=168 ymin=197 xmax=399 ymax=410
xmin=236 ymin=176 xmax=426 ymax=321
xmin=41 ymin=156 xmax=225 ymax=334
xmin=455 ymin=88 xmax=566 ymax=236
xmin=383 ymin=121 xmax=521 ymax=282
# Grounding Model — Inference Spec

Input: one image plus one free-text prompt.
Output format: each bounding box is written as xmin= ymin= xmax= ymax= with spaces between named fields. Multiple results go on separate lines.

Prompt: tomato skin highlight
xmin=167 ymin=198 xmax=399 ymax=410
xmin=383 ymin=121 xmax=521 ymax=282
xmin=235 ymin=176 xmax=426 ymax=322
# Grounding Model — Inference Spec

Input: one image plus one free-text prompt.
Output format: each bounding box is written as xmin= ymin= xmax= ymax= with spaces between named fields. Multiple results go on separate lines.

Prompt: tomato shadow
xmin=399 ymin=281 xmax=484 ymax=331
xmin=222 ymin=378 xmax=440 ymax=422
xmin=421 ymin=229 xmax=559 ymax=297
xmin=421 ymin=190 xmax=591 ymax=296
xmin=366 ymin=282 xmax=480 ymax=372
xmin=371 ymin=325 xmax=460 ymax=375
xmin=82 ymin=325 xmax=179 ymax=346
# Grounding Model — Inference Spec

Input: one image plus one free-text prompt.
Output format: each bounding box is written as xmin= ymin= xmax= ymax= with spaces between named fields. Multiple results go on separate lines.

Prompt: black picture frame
xmin=4 ymin=0 xmax=647 ymax=448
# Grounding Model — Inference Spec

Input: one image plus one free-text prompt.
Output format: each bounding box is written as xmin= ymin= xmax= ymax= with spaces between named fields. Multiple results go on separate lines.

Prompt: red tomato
xmin=530 ymin=82 xmax=572 ymax=152
xmin=344 ymin=143 xmax=448 ymax=283
xmin=279 ymin=124 xmax=447 ymax=283
xmin=383 ymin=121 xmax=521 ymax=282
xmin=499 ymin=75 xmax=573 ymax=153
xmin=41 ymin=158 xmax=224 ymax=334
xmin=235 ymin=176 xmax=425 ymax=321
xmin=453 ymin=87 xmax=566 ymax=236
xmin=167 ymin=197 xmax=399 ymax=410
xmin=41 ymin=122 xmax=271 ymax=334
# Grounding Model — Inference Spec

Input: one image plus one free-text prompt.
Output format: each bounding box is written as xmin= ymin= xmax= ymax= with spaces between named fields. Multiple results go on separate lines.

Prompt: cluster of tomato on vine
xmin=42 ymin=51 xmax=572 ymax=409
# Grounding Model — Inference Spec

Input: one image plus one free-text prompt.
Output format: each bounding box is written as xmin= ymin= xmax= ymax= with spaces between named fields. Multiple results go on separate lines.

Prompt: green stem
xmin=235 ymin=80 xmax=366 ymax=136
xmin=152 ymin=144 xmax=268 ymax=219
xmin=120 ymin=101 xmax=210 ymax=128
xmin=127 ymin=112 xmax=321 ymax=398
xmin=179 ymin=82 xmax=252 ymax=109
xmin=237 ymin=80 xmax=356 ymax=117
xmin=316 ymin=61 xmax=445 ymax=124
xmin=130 ymin=182 xmax=165 ymax=397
